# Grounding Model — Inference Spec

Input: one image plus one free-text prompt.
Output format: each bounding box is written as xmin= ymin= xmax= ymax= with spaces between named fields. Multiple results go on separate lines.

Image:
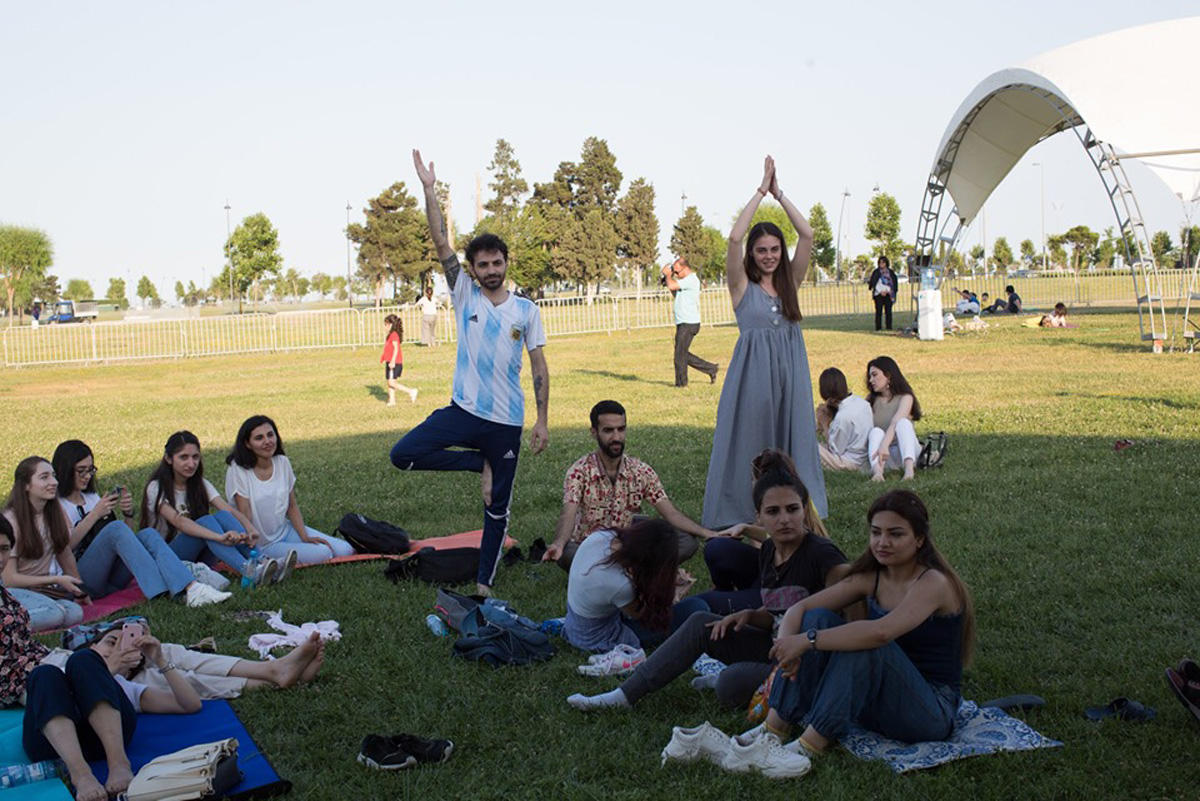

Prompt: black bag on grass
xmin=335 ymin=513 xmax=411 ymax=554
xmin=384 ymin=547 xmax=478 ymax=584
xmin=916 ymin=432 xmax=948 ymax=469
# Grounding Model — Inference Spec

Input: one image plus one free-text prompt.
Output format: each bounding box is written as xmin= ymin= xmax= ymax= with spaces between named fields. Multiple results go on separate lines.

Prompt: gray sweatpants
xmin=619 ymin=610 xmax=773 ymax=710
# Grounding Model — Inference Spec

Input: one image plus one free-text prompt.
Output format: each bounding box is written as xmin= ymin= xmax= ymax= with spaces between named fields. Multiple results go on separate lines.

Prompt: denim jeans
xmin=767 ymin=608 xmax=959 ymax=742
xmin=7 ymin=587 xmax=84 ymax=632
xmin=258 ymin=523 xmax=355 ymax=565
xmin=23 ymin=649 xmax=137 ymax=762
xmin=76 ymin=520 xmax=194 ymax=599
xmin=702 ymin=537 xmax=761 ymax=591
xmin=168 ymin=510 xmax=254 ymax=577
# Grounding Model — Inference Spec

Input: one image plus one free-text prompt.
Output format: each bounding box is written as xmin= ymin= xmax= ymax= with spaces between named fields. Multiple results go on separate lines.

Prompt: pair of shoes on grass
xmin=660 ymin=721 xmax=812 ymax=779
xmin=357 ymin=733 xmax=454 ymax=770
xmin=254 ymin=550 xmax=298 ymax=587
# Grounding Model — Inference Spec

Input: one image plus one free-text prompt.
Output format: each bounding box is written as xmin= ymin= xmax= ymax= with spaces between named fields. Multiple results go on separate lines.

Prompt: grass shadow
xmin=363 ymin=383 xmax=388 ymax=402
xmin=576 ymin=369 xmax=675 ymax=388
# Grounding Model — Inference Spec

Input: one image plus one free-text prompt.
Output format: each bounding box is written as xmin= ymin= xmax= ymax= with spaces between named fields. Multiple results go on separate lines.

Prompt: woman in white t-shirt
xmin=224 ymin=415 xmax=354 ymax=565
xmin=1 ymin=456 xmax=87 ymax=631
xmin=52 ymin=440 xmax=230 ymax=608
xmin=140 ymin=431 xmax=274 ymax=583
xmin=814 ymin=368 xmax=874 ymax=472
xmin=563 ymin=518 xmax=680 ymax=653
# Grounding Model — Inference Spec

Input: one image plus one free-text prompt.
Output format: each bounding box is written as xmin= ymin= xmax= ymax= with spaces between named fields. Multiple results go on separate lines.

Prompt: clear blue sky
xmin=2 ymin=1 xmax=1196 ymax=298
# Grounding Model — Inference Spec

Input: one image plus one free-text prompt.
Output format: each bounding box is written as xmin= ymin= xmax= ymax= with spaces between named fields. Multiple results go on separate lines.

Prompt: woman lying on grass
xmin=568 ymin=452 xmax=847 ymax=711
xmin=737 ymin=489 xmax=973 ymax=764
xmin=563 ymin=518 xmax=679 ymax=653
xmin=53 ymin=439 xmax=230 ymax=608
xmin=141 ymin=431 xmax=291 ymax=585
xmin=224 ymin=415 xmax=354 ymax=566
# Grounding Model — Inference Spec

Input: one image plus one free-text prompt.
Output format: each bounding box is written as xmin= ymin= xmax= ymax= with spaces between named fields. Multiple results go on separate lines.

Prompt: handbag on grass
xmin=122 ymin=738 xmax=241 ymax=801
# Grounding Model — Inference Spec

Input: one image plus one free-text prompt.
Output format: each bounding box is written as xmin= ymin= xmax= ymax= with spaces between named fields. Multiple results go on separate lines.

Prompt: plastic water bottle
xmin=0 ymin=761 xmax=62 ymax=788
xmin=240 ymin=549 xmax=261 ymax=590
xmin=425 ymin=614 xmax=450 ymax=637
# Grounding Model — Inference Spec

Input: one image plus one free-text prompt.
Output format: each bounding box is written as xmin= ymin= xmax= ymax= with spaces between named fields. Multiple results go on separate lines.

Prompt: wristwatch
xmin=805 ymin=628 xmax=818 ymax=649
xmin=158 ymin=662 xmax=178 ymax=674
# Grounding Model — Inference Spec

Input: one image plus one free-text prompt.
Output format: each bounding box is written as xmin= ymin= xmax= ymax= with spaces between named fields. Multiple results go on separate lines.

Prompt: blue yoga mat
xmin=88 ymin=700 xmax=290 ymax=799
xmin=0 ymin=708 xmax=72 ymax=800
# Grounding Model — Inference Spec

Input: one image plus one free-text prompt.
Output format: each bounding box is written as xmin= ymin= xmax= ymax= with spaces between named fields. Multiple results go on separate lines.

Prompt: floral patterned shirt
xmin=562 ymin=452 xmax=666 ymax=543
xmin=1 ymin=585 xmax=50 ymax=705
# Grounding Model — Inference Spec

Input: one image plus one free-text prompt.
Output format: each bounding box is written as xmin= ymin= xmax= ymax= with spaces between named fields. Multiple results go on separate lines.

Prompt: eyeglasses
xmin=75 ymin=465 xmax=98 ymax=476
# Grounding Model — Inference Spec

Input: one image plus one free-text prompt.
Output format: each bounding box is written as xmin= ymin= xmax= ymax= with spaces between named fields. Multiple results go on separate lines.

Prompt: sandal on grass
xmin=1084 ymin=697 xmax=1156 ymax=722
xmin=1165 ymin=662 xmax=1200 ymax=726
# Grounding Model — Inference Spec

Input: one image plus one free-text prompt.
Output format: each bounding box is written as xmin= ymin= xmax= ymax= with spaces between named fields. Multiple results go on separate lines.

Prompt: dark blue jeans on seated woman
xmin=23 ymin=649 xmax=137 ymax=762
xmin=767 ymin=608 xmax=959 ymax=743
xmin=167 ymin=510 xmax=254 ymax=577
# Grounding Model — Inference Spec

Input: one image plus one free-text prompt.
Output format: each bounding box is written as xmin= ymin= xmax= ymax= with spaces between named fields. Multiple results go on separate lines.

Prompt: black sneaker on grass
xmin=391 ymin=733 xmax=454 ymax=764
xmin=357 ymin=734 xmax=416 ymax=770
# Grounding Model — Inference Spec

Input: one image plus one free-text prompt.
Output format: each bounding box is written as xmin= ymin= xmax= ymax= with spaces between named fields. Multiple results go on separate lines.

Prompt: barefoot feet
xmin=70 ymin=770 xmax=107 ymax=801
xmin=298 ymin=639 xmax=325 ymax=685
xmin=104 ymin=761 xmax=133 ymax=798
xmin=271 ymin=632 xmax=321 ymax=688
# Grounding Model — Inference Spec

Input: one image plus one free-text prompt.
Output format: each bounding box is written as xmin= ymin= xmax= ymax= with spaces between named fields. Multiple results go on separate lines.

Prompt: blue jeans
xmin=23 ymin=649 xmax=137 ymax=762
xmin=258 ymin=523 xmax=355 ymax=564
xmin=768 ymin=608 xmax=959 ymax=742
xmin=76 ymin=520 xmax=194 ymax=599
xmin=168 ymin=510 xmax=254 ymax=577
xmin=390 ymin=402 xmax=522 ymax=587
xmin=7 ymin=587 xmax=84 ymax=631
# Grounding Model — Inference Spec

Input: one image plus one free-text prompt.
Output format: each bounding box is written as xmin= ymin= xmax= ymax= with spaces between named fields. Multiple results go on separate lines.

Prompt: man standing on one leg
xmin=662 ymin=258 xmax=718 ymax=387
xmin=391 ymin=149 xmax=550 ymax=596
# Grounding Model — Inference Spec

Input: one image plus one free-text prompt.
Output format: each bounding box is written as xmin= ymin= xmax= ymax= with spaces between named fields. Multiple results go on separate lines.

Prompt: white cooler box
xmin=917 ymin=290 xmax=944 ymax=340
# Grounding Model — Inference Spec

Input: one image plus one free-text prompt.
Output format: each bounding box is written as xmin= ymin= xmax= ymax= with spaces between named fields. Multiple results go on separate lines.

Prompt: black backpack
xmin=334 ymin=513 xmax=412 ymax=555
xmin=916 ymin=432 xmax=949 ymax=470
xmin=384 ymin=547 xmax=478 ymax=584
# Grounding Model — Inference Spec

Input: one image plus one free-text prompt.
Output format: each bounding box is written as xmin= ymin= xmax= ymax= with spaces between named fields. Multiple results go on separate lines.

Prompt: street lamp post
xmin=224 ymin=201 xmax=232 ymax=313
xmin=835 ymin=188 xmax=850 ymax=280
xmin=345 ymin=202 xmax=353 ymax=309
xmin=1032 ymin=162 xmax=1046 ymax=270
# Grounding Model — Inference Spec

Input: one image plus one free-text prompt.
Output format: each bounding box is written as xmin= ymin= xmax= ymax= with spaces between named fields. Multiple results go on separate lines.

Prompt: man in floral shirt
xmin=542 ymin=400 xmax=718 ymax=570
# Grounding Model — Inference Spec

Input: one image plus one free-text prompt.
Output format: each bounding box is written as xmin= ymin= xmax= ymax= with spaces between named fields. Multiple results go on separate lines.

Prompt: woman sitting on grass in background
xmin=734 ymin=489 xmax=973 ymax=771
xmin=22 ymin=621 xmax=204 ymax=801
xmin=865 ymin=356 xmax=922 ymax=482
xmin=225 ymin=415 xmax=354 ymax=566
xmin=381 ymin=314 xmax=419 ymax=405
xmin=1 ymin=456 xmax=88 ymax=631
xmin=814 ymin=367 xmax=873 ymax=473
xmin=568 ymin=452 xmax=847 ymax=712
xmin=141 ymin=431 xmax=288 ymax=585
xmin=53 ymin=440 xmax=230 ymax=608
xmin=563 ymin=518 xmax=679 ymax=653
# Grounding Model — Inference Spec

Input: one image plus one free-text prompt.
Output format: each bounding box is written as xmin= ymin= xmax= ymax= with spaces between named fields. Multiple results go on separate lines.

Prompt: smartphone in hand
xmin=120 ymin=622 xmax=140 ymax=652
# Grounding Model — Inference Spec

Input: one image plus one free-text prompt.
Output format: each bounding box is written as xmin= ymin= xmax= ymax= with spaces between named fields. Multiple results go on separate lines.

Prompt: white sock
xmin=690 ymin=673 xmax=720 ymax=691
xmin=567 ymin=688 xmax=629 ymax=710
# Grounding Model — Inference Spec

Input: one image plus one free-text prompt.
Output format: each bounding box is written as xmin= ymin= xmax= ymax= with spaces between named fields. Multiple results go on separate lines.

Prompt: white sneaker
xmin=578 ymin=644 xmax=646 ymax=677
xmin=183 ymin=560 xmax=231 ymax=591
xmin=185 ymin=581 xmax=232 ymax=608
xmin=660 ymin=721 xmax=732 ymax=767
xmin=722 ymin=730 xmax=811 ymax=778
xmin=256 ymin=557 xmax=280 ymax=586
xmin=408 ymin=388 xmax=419 ymax=402
xmin=274 ymin=550 xmax=299 ymax=584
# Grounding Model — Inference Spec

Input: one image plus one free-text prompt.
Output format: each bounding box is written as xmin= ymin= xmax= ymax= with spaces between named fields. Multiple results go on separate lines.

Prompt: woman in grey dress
xmin=702 ymin=156 xmax=828 ymax=529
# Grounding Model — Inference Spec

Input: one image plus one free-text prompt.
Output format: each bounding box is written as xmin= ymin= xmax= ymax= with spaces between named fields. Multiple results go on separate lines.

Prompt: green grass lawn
xmin=2 ymin=311 xmax=1198 ymax=800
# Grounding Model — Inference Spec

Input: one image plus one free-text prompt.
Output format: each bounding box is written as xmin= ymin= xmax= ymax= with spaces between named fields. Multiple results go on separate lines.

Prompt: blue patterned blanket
xmin=840 ymin=700 xmax=1061 ymax=773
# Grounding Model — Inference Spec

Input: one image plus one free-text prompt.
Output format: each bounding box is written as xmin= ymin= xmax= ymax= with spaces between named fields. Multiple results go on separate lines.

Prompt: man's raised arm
xmin=412 ymin=149 xmax=459 ymax=285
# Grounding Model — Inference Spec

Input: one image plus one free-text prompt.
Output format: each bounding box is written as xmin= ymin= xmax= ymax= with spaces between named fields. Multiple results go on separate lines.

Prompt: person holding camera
xmin=52 ymin=440 xmax=230 ymax=609
xmin=662 ymin=257 xmax=718 ymax=387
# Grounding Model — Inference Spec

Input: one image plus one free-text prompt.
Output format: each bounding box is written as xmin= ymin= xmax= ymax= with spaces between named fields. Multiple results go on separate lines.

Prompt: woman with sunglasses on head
xmin=52 ymin=440 xmax=230 ymax=608
xmin=141 ymin=431 xmax=285 ymax=584
xmin=1 ymin=456 xmax=88 ymax=631
xmin=224 ymin=415 xmax=354 ymax=566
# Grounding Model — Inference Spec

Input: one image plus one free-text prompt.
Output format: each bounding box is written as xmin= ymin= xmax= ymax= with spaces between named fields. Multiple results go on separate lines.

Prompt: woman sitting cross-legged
xmin=563 ymin=518 xmax=679 ymax=653
xmin=53 ymin=439 xmax=230 ymax=608
xmin=730 ymin=489 xmax=974 ymax=770
xmin=142 ymin=431 xmax=287 ymax=585
xmin=567 ymin=456 xmax=848 ymax=711
xmin=224 ymin=415 xmax=354 ymax=566
xmin=21 ymin=623 xmax=203 ymax=801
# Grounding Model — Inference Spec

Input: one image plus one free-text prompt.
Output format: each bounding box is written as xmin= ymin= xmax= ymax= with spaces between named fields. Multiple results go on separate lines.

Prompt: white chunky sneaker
xmin=578 ymin=644 xmax=646 ymax=676
xmin=185 ymin=581 xmax=233 ymax=608
xmin=722 ymin=730 xmax=811 ymax=778
xmin=660 ymin=721 xmax=732 ymax=767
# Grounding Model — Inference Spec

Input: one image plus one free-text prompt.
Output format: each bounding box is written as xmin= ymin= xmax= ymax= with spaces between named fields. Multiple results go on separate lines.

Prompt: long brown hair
xmin=600 ymin=519 xmax=679 ymax=632
xmin=384 ymin=314 xmax=404 ymax=339
xmin=743 ymin=222 xmax=801 ymax=322
xmin=866 ymin=355 xmax=922 ymax=421
xmin=6 ymin=456 xmax=71 ymax=561
xmin=846 ymin=490 xmax=975 ymax=665
xmin=140 ymin=431 xmax=210 ymax=536
xmin=750 ymin=448 xmax=826 ymax=537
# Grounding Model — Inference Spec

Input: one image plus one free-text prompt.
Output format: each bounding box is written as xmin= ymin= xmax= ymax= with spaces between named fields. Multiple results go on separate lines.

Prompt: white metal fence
xmin=1 ymin=275 xmax=1189 ymax=368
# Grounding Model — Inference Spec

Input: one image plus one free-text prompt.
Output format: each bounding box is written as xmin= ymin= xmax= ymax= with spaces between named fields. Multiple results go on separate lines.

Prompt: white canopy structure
xmin=913 ymin=16 xmax=1200 ymax=345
